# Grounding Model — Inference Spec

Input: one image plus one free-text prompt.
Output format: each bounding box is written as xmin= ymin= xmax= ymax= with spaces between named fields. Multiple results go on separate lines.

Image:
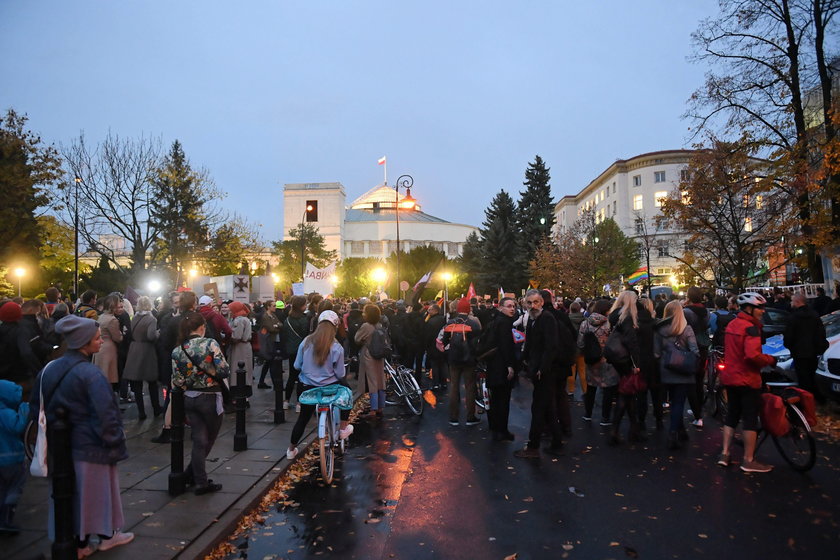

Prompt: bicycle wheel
xmin=772 ymin=403 xmax=816 ymax=472
xmin=384 ymin=362 xmax=402 ymax=406
xmin=320 ymin=410 xmax=335 ymax=484
xmin=400 ymin=369 xmax=424 ymax=416
xmin=475 ymin=377 xmax=488 ymax=413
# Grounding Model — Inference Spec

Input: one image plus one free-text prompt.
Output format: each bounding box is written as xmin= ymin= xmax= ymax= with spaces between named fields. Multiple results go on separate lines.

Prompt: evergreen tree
xmin=271 ymin=224 xmax=337 ymax=283
xmin=478 ymin=189 xmax=520 ymax=292
xmin=516 ymin=155 xmax=555 ymax=281
xmin=149 ymin=140 xmax=213 ymax=283
xmin=0 ymin=109 xmax=62 ymax=268
xmin=458 ymin=231 xmax=483 ymax=287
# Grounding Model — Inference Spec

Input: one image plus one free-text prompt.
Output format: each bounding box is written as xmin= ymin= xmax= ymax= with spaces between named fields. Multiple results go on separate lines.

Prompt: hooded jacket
xmin=0 ymin=380 xmax=29 ymax=466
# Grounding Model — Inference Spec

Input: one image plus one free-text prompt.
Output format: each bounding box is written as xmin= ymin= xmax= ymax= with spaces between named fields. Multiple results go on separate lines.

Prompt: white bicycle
xmin=298 ymin=384 xmax=354 ymax=484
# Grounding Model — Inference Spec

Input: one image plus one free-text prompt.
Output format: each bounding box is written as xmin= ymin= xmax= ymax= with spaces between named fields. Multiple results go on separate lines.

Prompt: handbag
xmin=30 ymin=360 xmax=80 ymax=477
xmin=664 ymin=338 xmax=698 ymax=375
xmin=618 ymin=358 xmax=647 ymax=395
xmin=603 ymin=329 xmax=629 ymax=365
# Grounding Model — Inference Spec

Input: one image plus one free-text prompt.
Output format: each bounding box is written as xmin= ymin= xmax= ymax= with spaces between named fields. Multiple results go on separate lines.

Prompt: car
xmin=814 ymin=311 xmax=840 ymax=403
xmin=762 ymin=306 xmax=791 ymax=337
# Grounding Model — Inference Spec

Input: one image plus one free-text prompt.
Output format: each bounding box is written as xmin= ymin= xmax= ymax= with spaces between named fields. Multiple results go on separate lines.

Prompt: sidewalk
xmin=8 ymin=384 xmax=314 ymax=560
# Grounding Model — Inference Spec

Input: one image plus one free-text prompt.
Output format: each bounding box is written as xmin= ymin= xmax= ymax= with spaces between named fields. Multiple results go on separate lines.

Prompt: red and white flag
xmin=466 ymin=282 xmax=477 ymax=301
xmin=378 ymin=156 xmax=386 ymax=165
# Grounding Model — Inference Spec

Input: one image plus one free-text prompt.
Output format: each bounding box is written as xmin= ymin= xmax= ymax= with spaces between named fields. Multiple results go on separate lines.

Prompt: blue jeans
xmin=667 ymin=383 xmax=691 ymax=433
xmin=184 ymin=393 xmax=223 ymax=487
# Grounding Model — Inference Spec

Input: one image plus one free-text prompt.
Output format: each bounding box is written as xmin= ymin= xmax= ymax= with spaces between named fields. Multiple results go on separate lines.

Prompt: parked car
xmin=762 ymin=307 xmax=791 ymax=337
xmin=815 ymin=311 xmax=840 ymax=403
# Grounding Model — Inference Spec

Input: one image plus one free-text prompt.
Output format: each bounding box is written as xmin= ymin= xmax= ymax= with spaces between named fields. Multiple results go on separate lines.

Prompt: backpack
xmin=555 ymin=318 xmax=577 ymax=367
xmin=582 ymin=330 xmax=603 ymax=365
xmin=685 ymin=307 xmax=711 ymax=348
xmin=711 ymin=311 xmax=735 ymax=348
xmin=475 ymin=320 xmax=498 ymax=361
xmin=445 ymin=318 xmax=476 ymax=364
xmin=368 ymin=324 xmax=392 ymax=360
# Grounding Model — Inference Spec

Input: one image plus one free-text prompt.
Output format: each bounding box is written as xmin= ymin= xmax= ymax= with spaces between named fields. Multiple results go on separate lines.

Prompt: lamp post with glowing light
xmin=74 ymin=176 xmax=81 ymax=298
xmin=441 ymin=272 xmax=452 ymax=321
xmin=372 ymin=267 xmax=387 ymax=298
xmin=394 ymin=175 xmax=416 ymax=294
xmin=300 ymin=204 xmax=314 ymax=282
xmin=14 ymin=267 xmax=25 ymax=297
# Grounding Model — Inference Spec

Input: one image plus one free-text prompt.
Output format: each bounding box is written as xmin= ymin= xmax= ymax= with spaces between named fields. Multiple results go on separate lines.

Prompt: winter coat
xmin=486 ymin=314 xmax=516 ymax=387
xmin=608 ymin=308 xmax=641 ymax=369
xmin=721 ymin=311 xmax=776 ymax=389
xmin=30 ymin=351 xmax=127 ymax=465
xmin=124 ymin=312 xmax=158 ymax=382
xmin=355 ymin=322 xmax=386 ymax=393
xmin=521 ymin=310 xmax=558 ymax=378
xmin=0 ymin=380 xmax=29 ymax=466
xmin=424 ymin=313 xmax=446 ymax=359
xmin=171 ymin=335 xmax=230 ymax=393
xmin=635 ymin=302 xmax=657 ymax=383
xmin=93 ymin=312 xmax=123 ymax=384
xmin=258 ymin=310 xmax=282 ymax=361
xmin=784 ymin=305 xmax=829 ymax=360
xmin=683 ymin=303 xmax=711 ymax=348
xmin=198 ymin=306 xmax=233 ymax=350
xmin=653 ymin=320 xmax=699 ymax=385
xmin=284 ymin=313 xmax=309 ymax=357
xmin=228 ymin=315 xmax=254 ymax=386
xmin=576 ymin=313 xmax=618 ymax=388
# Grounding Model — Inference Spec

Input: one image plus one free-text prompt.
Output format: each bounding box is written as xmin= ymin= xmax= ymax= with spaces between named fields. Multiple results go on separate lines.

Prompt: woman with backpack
xmin=654 ymin=300 xmax=700 ymax=450
xmin=283 ymin=296 xmax=309 ymax=412
xmin=577 ymin=299 xmax=618 ymax=425
xmin=355 ymin=304 xmax=387 ymax=419
xmin=607 ymin=291 xmax=645 ymax=444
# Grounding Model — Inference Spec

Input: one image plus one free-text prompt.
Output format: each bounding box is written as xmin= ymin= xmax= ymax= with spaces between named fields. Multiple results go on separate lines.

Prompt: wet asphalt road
xmin=225 ymin=378 xmax=840 ymax=560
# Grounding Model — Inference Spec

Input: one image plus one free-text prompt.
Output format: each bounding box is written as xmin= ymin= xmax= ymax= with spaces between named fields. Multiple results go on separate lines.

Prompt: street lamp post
xmin=394 ymin=175 xmax=416 ymax=295
xmin=74 ymin=177 xmax=81 ymax=299
xmin=300 ymin=204 xmax=313 ymax=283
xmin=14 ymin=267 xmax=25 ymax=298
xmin=441 ymin=272 xmax=452 ymax=321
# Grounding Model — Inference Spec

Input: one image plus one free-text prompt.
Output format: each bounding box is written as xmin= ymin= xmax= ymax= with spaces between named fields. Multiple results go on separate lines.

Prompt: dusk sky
xmin=1 ymin=1 xmax=717 ymax=243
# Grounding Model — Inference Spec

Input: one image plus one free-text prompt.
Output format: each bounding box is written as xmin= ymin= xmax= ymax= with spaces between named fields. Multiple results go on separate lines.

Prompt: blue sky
xmin=1 ymin=1 xmax=717 ymax=242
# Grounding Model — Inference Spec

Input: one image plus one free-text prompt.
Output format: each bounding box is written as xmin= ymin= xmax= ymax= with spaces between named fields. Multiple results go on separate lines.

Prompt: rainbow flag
xmin=627 ymin=266 xmax=649 ymax=285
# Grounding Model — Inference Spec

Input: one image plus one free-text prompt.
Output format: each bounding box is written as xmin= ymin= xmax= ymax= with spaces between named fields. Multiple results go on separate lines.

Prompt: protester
xmin=93 ymin=294 xmax=124 ymax=392
xmin=284 ymin=296 xmax=309 ymax=411
xmin=31 ymin=315 xmax=133 ymax=556
xmin=578 ymin=299 xmax=618 ymax=425
xmin=0 ymin=379 xmax=29 ymax=536
xmin=355 ymin=304 xmax=388 ymax=418
xmin=227 ymin=301 xmax=254 ymax=394
xmin=442 ymin=298 xmax=482 ymax=427
xmin=784 ymin=293 xmax=829 ymax=403
xmin=607 ymin=290 xmax=645 ymax=444
xmin=485 ymin=297 xmax=517 ymax=441
xmin=683 ymin=287 xmax=711 ymax=428
xmin=123 ymin=296 xmax=161 ymax=420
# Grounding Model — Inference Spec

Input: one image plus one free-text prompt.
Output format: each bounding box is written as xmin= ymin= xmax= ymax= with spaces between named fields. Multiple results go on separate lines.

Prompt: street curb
xmin=176 ymin=426 xmax=317 ymax=559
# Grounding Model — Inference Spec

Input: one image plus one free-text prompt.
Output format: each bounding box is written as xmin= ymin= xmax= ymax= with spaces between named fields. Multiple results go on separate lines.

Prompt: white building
xmin=282 ymin=182 xmax=477 ymax=261
xmin=554 ymin=150 xmax=694 ymax=279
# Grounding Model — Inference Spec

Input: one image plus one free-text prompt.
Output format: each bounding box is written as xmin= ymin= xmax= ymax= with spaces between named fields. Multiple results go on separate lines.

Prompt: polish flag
xmin=378 ymin=156 xmax=386 ymax=165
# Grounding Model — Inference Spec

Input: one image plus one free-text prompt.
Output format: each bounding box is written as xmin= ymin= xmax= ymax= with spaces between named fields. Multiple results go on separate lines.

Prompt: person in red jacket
xmin=717 ymin=292 xmax=777 ymax=473
xmin=197 ymin=295 xmax=233 ymax=354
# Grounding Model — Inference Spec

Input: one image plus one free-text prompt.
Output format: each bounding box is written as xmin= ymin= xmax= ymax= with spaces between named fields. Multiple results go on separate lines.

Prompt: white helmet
xmin=318 ymin=310 xmax=340 ymax=327
xmin=736 ymin=292 xmax=767 ymax=308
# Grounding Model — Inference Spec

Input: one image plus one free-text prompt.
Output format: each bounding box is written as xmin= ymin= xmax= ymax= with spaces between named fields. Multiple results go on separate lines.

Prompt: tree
xmin=478 ymin=189 xmax=521 ymax=293
xmin=516 ymin=155 xmax=555 ymax=279
xmin=532 ymin=210 xmax=640 ymax=298
xmin=203 ymin=215 xmax=263 ymax=277
xmin=62 ymin=132 xmax=161 ymax=275
xmin=687 ymin=0 xmax=840 ymax=279
xmin=149 ymin=140 xmax=220 ymax=284
xmin=385 ymin=244 xmax=447 ymax=299
xmin=81 ymin=256 xmax=128 ymax=296
xmin=0 ymin=109 xmax=63 ymax=268
xmin=457 ymin=231 xmax=484 ymax=288
xmin=271 ymin=224 xmax=337 ymax=283
xmin=334 ymin=257 xmax=384 ymax=297
xmin=659 ymin=140 xmax=797 ymax=292
xmin=37 ymin=215 xmax=80 ymax=294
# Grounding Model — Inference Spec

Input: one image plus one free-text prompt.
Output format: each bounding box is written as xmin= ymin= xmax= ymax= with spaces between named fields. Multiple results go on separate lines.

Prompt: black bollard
xmin=233 ymin=361 xmax=248 ymax=451
xmin=51 ymin=407 xmax=76 ymax=560
xmin=168 ymin=387 xmax=187 ymax=496
xmin=271 ymin=349 xmax=285 ymax=424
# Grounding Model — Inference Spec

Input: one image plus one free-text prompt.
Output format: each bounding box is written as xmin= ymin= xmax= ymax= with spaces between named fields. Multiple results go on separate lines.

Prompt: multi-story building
xmin=554 ymin=150 xmax=694 ymax=281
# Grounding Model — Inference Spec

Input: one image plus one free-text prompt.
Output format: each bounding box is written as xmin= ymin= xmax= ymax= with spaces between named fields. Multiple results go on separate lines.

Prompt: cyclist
xmin=717 ymin=292 xmax=777 ymax=473
xmin=286 ymin=311 xmax=353 ymax=460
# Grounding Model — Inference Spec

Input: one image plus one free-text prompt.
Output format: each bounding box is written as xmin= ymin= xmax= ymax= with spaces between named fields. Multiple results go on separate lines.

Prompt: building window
xmin=656 ymin=267 xmax=672 ymax=276
xmin=755 ymin=195 xmax=763 ymax=209
xmin=744 ymin=217 xmax=753 ymax=232
xmin=606 ymin=186 xmax=610 ymax=198
xmin=654 ymin=171 xmax=666 ymax=183
xmin=613 ymin=182 xmax=616 ymax=193
xmin=680 ymin=169 xmax=689 ymax=182
xmin=635 ymin=220 xmax=644 ymax=235
xmin=633 ymin=194 xmax=643 ymax=211
xmin=351 ymin=241 xmax=364 ymax=255
xmin=654 ymin=191 xmax=669 ymax=207
xmin=657 ymin=243 xmax=669 ymax=258
xmin=633 ymin=175 xmax=641 ymax=187
xmin=448 ymin=242 xmax=460 ymax=255
xmin=613 ymin=201 xmax=617 ymax=214
xmin=305 ymin=200 xmax=318 ymax=222
xmin=368 ymin=241 xmax=382 ymax=254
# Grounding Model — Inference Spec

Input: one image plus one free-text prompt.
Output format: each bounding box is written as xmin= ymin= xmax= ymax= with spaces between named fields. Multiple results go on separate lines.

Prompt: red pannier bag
xmin=760 ymin=393 xmax=790 ymax=436
xmin=787 ymin=387 xmax=817 ymax=427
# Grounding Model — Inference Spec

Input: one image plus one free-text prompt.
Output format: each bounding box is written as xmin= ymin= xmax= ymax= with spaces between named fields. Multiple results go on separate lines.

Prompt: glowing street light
xmin=148 ymin=280 xmax=162 ymax=294
xmin=441 ymin=272 xmax=452 ymax=319
xmin=371 ymin=267 xmax=387 ymax=286
xmin=271 ymin=273 xmax=279 ymax=284
xmin=13 ymin=267 xmax=24 ymax=297
xmin=189 ymin=268 xmax=198 ymax=278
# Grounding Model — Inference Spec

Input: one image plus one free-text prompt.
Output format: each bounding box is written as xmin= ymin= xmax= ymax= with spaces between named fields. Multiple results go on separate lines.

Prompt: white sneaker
xmin=691 ymin=418 xmax=704 ymax=428
xmin=295 ymin=403 xmax=301 ymax=413
xmin=98 ymin=531 xmax=134 ymax=551
xmin=283 ymin=400 xmax=290 ymax=410
xmin=339 ymin=425 xmax=354 ymax=440
xmin=286 ymin=446 xmax=299 ymax=460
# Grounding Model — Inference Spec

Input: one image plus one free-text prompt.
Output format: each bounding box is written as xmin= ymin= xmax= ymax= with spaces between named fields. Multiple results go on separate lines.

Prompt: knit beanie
xmin=228 ymin=301 xmax=248 ymax=318
xmin=456 ymin=297 xmax=471 ymax=314
xmin=55 ymin=315 xmax=100 ymax=349
xmin=0 ymin=301 xmax=22 ymax=323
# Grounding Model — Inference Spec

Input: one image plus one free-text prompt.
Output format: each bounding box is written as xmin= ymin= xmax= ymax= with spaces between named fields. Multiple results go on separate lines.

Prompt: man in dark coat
xmin=486 ymin=297 xmax=517 ymax=441
xmin=811 ymin=287 xmax=832 ymax=317
xmin=515 ymin=289 xmax=563 ymax=458
xmin=423 ymin=304 xmax=447 ymax=389
xmin=540 ymin=290 xmax=576 ymax=437
xmin=784 ymin=293 xmax=829 ymax=403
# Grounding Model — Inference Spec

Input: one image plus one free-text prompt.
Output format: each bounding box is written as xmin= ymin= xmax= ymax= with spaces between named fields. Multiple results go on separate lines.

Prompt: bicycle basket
xmin=298 ymin=385 xmax=354 ymax=410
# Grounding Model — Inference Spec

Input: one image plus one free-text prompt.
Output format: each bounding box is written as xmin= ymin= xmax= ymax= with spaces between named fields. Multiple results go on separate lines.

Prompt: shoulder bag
xmin=30 ymin=360 xmax=83 ymax=477
xmin=180 ymin=342 xmax=234 ymax=403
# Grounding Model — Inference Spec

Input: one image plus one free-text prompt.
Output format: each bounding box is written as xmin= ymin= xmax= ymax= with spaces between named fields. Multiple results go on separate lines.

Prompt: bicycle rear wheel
xmin=772 ymin=403 xmax=816 ymax=472
xmin=320 ymin=411 xmax=336 ymax=484
xmin=384 ymin=361 xmax=402 ymax=406
xmin=475 ymin=377 xmax=489 ymax=413
xmin=400 ymin=369 xmax=424 ymax=416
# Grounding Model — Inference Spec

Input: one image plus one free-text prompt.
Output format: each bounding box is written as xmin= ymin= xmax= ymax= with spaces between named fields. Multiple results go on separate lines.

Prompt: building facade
xmin=554 ymin=150 xmax=694 ymax=280
xmin=283 ymin=182 xmax=477 ymax=260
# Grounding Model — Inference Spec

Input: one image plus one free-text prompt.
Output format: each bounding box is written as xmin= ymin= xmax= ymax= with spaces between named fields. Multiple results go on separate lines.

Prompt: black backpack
xmin=446 ymin=318 xmax=476 ymax=364
xmin=582 ymin=330 xmax=603 ymax=365
xmin=368 ymin=324 xmax=392 ymax=360
xmin=711 ymin=311 xmax=736 ymax=348
xmin=475 ymin=320 xmax=498 ymax=361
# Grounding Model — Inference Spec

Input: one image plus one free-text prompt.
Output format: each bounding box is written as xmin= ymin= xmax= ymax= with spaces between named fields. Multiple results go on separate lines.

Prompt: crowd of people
xmin=0 ymin=280 xmax=836 ymax=556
